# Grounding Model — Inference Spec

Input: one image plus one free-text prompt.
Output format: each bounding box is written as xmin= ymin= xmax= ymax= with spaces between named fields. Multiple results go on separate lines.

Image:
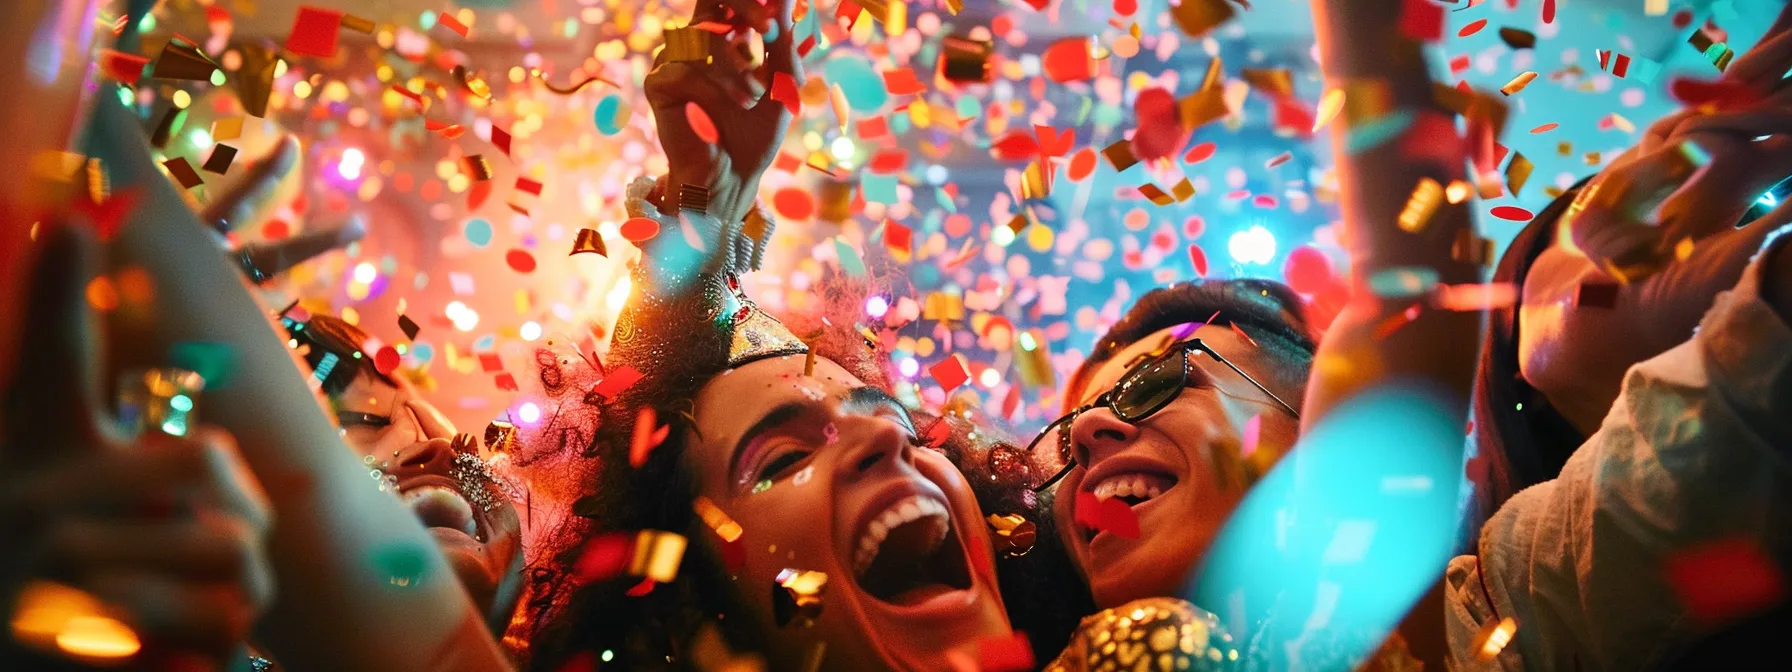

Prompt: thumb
xmin=0 ymin=225 xmax=110 ymax=471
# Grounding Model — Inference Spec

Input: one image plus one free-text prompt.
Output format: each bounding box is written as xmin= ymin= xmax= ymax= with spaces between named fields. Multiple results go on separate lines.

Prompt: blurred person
xmin=280 ymin=314 xmax=524 ymax=632
xmin=2 ymin=227 xmax=273 ymax=669
xmin=1035 ymin=0 xmax=1485 ymax=666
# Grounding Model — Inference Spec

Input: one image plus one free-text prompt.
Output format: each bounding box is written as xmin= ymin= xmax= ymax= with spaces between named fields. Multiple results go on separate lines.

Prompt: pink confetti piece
xmin=1240 ymin=414 xmax=1262 ymax=458
xmin=685 ymin=101 xmax=719 ymax=144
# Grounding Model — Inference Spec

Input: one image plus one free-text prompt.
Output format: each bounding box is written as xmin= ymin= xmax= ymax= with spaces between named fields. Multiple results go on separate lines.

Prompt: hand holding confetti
xmin=645 ymin=0 xmax=804 ymax=226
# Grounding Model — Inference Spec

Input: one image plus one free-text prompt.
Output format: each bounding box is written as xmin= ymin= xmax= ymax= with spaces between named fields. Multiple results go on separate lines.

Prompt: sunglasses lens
xmin=1113 ymin=352 xmax=1185 ymax=420
xmin=1025 ymin=414 xmax=1077 ymax=489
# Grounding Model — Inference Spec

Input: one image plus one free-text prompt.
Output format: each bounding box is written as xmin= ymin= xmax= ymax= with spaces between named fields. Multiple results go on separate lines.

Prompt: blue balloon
xmin=825 ymin=55 xmax=887 ymax=113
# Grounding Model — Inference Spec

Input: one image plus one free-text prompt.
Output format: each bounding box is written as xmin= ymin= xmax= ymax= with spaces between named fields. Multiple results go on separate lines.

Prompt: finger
xmin=46 ymin=516 xmax=263 ymax=585
xmin=199 ymin=136 xmax=299 ymax=235
xmin=86 ymin=571 xmax=257 ymax=656
xmin=1725 ymin=24 xmax=1792 ymax=89
xmin=406 ymin=399 xmax=457 ymax=441
xmin=758 ymin=0 xmax=802 ymax=91
xmin=1 ymin=226 xmax=109 ymax=472
xmin=238 ymin=217 xmax=365 ymax=280
xmin=712 ymin=0 xmax=772 ymax=33
xmin=9 ymin=439 xmax=211 ymax=515
xmin=1676 ymin=108 xmax=1792 ymax=139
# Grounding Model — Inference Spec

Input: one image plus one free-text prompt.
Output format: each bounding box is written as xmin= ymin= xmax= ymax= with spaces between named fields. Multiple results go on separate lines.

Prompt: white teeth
xmin=1088 ymin=472 xmax=1175 ymax=505
xmin=852 ymin=495 xmax=951 ymax=576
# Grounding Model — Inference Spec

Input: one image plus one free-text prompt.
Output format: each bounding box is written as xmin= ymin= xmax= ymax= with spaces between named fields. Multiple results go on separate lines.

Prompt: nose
xmin=832 ymin=415 xmax=914 ymax=483
xmin=1068 ymin=407 xmax=1138 ymax=469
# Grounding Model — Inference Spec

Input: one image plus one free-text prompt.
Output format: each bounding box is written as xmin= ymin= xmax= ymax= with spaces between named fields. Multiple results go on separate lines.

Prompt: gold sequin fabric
xmin=1045 ymin=598 xmax=1242 ymax=672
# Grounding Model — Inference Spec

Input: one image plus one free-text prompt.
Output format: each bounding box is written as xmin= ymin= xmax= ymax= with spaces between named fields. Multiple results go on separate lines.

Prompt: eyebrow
xmin=844 ymin=386 xmax=916 ymax=433
xmin=727 ymin=402 xmax=810 ymax=482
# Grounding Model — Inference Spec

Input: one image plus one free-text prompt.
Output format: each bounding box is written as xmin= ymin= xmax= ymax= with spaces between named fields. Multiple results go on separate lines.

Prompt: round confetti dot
xmin=685 ymin=102 xmax=718 ymax=144
xmin=1183 ymin=215 xmax=1206 ymax=239
xmin=619 ymin=217 xmax=661 ymax=242
xmin=1068 ymin=148 xmax=1098 ymax=182
xmin=261 ymin=219 xmax=291 ymax=240
xmin=945 ymin=214 xmax=973 ymax=238
xmin=1114 ymin=0 xmax=1137 ymax=15
xmin=506 ymin=249 xmax=537 ymax=273
xmin=1025 ymin=224 xmax=1054 ymax=252
xmin=594 ymin=94 xmax=627 ymax=135
xmin=464 ymin=218 xmax=493 ymax=247
xmin=772 ymin=188 xmax=816 ymax=220
xmin=1184 ymin=141 xmax=1217 ymax=164
xmin=1490 ymin=206 xmax=1534 ymax=222
xmin=826 ymin=55 xmax=888 ymax=113
xmin=1042 ymin=38 xmax=1096 ymax=83
xmin=1123 ymin=208 xmax=1150 ymax=231
xmin=374 ymin=346 xmax=401 ymax=374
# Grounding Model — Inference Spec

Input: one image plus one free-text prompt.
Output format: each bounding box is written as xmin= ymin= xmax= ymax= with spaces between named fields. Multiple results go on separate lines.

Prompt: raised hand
xmin=196 ymin=135 xmax=366 ymax=283
xmin=644 ymin=0 xmax=802 ymax=225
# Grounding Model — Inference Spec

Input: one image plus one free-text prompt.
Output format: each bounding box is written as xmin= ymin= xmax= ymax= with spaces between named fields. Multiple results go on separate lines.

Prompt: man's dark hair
xmin=1066 ymin=279 xmax=1317 ymax=412
xmin=281 ymin=313 xmax=396 ymax=397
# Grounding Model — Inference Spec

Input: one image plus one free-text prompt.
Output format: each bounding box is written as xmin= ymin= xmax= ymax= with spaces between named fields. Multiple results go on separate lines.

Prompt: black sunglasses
xmin=1027 ymin=337 xmax=1299 ymax=493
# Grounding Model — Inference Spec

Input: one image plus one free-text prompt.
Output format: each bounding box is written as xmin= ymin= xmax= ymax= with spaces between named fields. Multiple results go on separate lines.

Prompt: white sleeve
xmin=1445 ymin=232 xmax=1792 ymax=670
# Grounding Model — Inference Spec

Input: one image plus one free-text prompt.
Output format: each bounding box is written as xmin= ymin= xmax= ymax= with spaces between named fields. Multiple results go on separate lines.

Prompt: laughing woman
xmin=525 ymin=1 xmax=1013 ymax=668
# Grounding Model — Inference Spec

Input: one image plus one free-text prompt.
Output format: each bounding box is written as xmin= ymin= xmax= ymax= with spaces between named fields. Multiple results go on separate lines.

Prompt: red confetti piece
xmin=1041 ymin=38 xmax=1096 ymax=83
xmin=1114 ymin=0 xmax=1137 ymax=15
xmin=1074 ymin=490 xmax=1100 ymax=530
xmin=1542 ymin=0 xmax=1556 ymax=23
xmin=468 ymin=181 xmax=493 ymax=211
xmin=98 ymin=50 xmax=149 ymax=84
xmin=772 ymin=188 xmax=817 ymax=220
xmin=1399 ymin=0 xmax=1444 ymax=42
xmin=629 ymin=407 xmax=669 ymax=467
xmin=856 ymin=116 xmax=889 ymax=139
xmin=770 ymin=72 xmax=802 ymax=116
xmin=1037 ymin=125 xmax=1076 ymax=157
xmin=1489 ymin=205 xmax=1533 ymax=221
xmin=619 ymin=217 xmax=661 ymax=242
xmin=625 ymin=578 xmax=657 ymax=596
xmin=436 ymin=11 xmax=470 ymax=37
xmin=885 ymin=220 xmax=913 ymax=254
xmin=1000 ymin=385 xmax=1020 ymax=419
xmin=571 ymin=533 xmax=633 ymax=583
xmin=1184 ymin=141 xmax=1218 ymax=164
xmin=976 ymin=633 xmax=1036 ymax=672
xmin=1252 ymin=194 xmax=1280 ymax=209
xmin=990 ymin=132 xmax=1040 ymax=162
xmin=285 ymin=6 xmax=343 ymax=57
xmin=1067 ymin=147 xmax=1098 ymax=182
xmin=261 ymin=219 xmax=290 ymax=240
xmin=1096 ymin=496 xmax=1140 ymax=539
xmin=491 ymin=126 xmax=512 ymax=156
xmin=593 ymin=366 xmax=643 ymax=399
xmin=1132 ymin=88 xmax=1183 ymax=161
xmin=373 ymin=346 xmax=401 ymax=374
xmin=506 ymin=249 xmax=537 ymax=273
xmin=76 ymin=187 xmax=142 ymax=242
xmin=479 ymin=352 xmax=505 ymax=373
xmin=1266 ymin=151 xmax=1292 ymax=169
xmin=1665 ymin=538 xmax=1786 ymax=625
xmin=516 ymin=177 xmax=543 ymax=196
xmin=685 ymin=102 xmax=719 ymax=144
xmin=1283 ymin=245 xmax=1334 ymax=294
xmin=882 ymin=67 xmax=927 ymax=95
xmin=1530 ymin=122 xmax=1559 ymax=134
xmin=495 ymin=372 xmax=520 ymax=391
xmin=1458 ymin=18 xmax=1487 ymax=37
xmin=923 ymin=417 xmax=954 ymax=449
xmin=1188 ymin=244 xmax=1209 ymax=277
xmin=930 ymin=356 xmax=970 ymax=392
xmin=1669 ymin=77 xmax=1763 ymax=110
xmin=868 ymin=149 xmax=909 ymax=174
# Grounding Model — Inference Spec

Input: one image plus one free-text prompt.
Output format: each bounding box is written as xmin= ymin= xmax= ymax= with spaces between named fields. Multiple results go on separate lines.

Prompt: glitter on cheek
xmin=752 ymin=479 xmax=774 ymax=494
xmin=792 ymin=465 xmax=814 ymax=486
xmin=822 ymin=422 xmax=839 ymax=445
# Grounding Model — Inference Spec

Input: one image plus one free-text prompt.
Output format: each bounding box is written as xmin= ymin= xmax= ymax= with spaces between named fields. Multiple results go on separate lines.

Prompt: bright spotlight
xmin=1228 ymin=225 xmax=1277 ymax=265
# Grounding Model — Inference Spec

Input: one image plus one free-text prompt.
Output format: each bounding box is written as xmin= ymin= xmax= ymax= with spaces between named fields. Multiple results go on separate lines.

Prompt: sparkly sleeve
xmin=1044 ymin=598 xmax=1241 ymax=671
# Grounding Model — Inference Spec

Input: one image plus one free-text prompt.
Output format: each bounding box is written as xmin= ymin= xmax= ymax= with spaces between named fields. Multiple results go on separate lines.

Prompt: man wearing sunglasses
xmin=1033 ymin=279 xmax=1314 ymax=611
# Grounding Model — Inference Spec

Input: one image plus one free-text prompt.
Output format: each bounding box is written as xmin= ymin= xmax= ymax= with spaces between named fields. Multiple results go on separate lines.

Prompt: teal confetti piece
xmin=1365 ymin=266 xmax=1439 ymax=299
xmin=862 ymin=173 xmax=899 ymax=204
xmin=1344 ymin=110 xmax=1416 ymax=156
xmin=168 ymin=341 xmax=236 ymax=389
xmin=834 ymin=237 xmax=866 ymax=277
xmin=372 ymin=543 xmax=431 ymax=589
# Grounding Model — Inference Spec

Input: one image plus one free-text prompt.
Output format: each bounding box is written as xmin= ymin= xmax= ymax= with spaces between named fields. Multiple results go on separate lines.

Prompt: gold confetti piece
xmin=663 ymin=26 xmax=708 ymax=63
xmin=1584 ymin=151 xmax=1602 ymax=166
xmin=692 ymin=497 xmax=743 ymax=543
xmin=234 ymin=44 xmax=278 ymax=118
xmin=1506 ymin=153 xmax=1534 ymax=196
xmin=1101 ymin=140 xmax=1140 ymax=172
xmin=772 ymin=569 xmax=828 ymax=627
xmin=1179 ymin=88 xmax=1231 ymax=131
xmin=1398 ymin=178 xmax=1444 ymax=233
xmin=151 ymin=39 xmax=219 ymax=81
xmin=1342 ymin=79 xmax=1394 ymax=127
xmin=1444 ymin=180 xmax=1472 ymax=204
xmin=1021 ymin=161 xmax=1050 ymax=199
xmin=1197 ymin=56 xmax=1225 ymax=93
xmin=462 ymin=155 xmax=494 ymax=181
xmin=942 ymin=35 xmax=991 ymax=82
xmin=570 ymin=228 xmax=608 ymax=257
xmin=1313 ymin=88 xmax=1345 ymax=132
xmin=1138 ymin=183 xmax=1175 ymax=206
xmin=1006 ymin=214 xmax=1028 ymax=233
xmin=1674 ymin=236 xmax=1696 ymax=261
xmin=1500 ymin=71 xmax=1537 ymax=96
xmin=628 ymin=530 xmax=687 ymax=583
xmin=924 ymin=292 xmax=966 ymax=322
xmin=85 ymin=158 xmax=108 ymax=204
xmin=1240 ymin=68 xmax=1294 ymax=98
xmin=1476 ymin=170 xmax=1505 ymax=200
xmin=819 ymin=179 xmax=853 ymax=223
xmin=803 ymin=348 xmax=817 ymax=376
xmin=1452 ymin=229 xmax=1495 ymax=267
xmin=1606 ymin=113 xmax=1634 ymax=134
xmin=451 ymin=65 xmax=492 ymax=100
xmin=212 ymin=117 xmax=244 ymax=142
xmin=340 ymin=14 xmax=376 ymax=33
xmin=1645 ymin=0 xmax=1669 ymax=16
xmin=1557 ymin=141 xmax=1573 ymax=156
xmin=1471 ymin=617 xmax=1518 ymax=662
xmin=987 ymin=513 xmax=1038 ymax=556
xmin=1170 ymin=0 xmax=1235 ymax=38
xmin=1012 ymin=328 xmax=1055 ymax=388
xmin=1170 ymin=177 xmax=1196 ymax=202
xmin=162 ymin=157 xmax=204 ymax=190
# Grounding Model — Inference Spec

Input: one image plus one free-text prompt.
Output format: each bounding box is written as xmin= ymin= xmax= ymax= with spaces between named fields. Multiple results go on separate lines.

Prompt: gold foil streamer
xmin=1506 ymin=153 xmax=1534 ymax=196
xmin=629 ymin=530 xmax=688 ymax=582
xmin=941 ymin=35 xmax=992 ymax=82
xmin=986 ymin=513 xmax=1037 ymax=557
xmin=1240 ymin=68 xmax=1294 ymax=98
xmin=693 ymin=497 xmax=744 ymax=543
xmin=663 ymin=27 xmax=709 ymax=64
xmin=1500 ymin=71 xmax=1537 ymax=96
xmin=340 ymin=14 xmax=377 ymax=33
xmin=463 ymin=155 xmax=494 ymax=181
xmin=1398 ymin=178 xmax=1444 ymax=234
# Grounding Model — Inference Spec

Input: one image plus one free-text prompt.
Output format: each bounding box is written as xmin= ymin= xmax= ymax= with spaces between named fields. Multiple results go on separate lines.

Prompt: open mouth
xmin=851 ymin=495 xmax=973 ymax=605
xmin=1081 ymin=472 xmax=1177 ymax=543
xmin=404 ymin=485 xmax=480 ymax=539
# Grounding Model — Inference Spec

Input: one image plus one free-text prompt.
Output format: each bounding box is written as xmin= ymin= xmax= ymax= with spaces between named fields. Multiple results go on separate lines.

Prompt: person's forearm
xmin=88 ymin=93 xmax=510 ymax=670
xmin=1304 ymin=0 xmax=1482 ymax=422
